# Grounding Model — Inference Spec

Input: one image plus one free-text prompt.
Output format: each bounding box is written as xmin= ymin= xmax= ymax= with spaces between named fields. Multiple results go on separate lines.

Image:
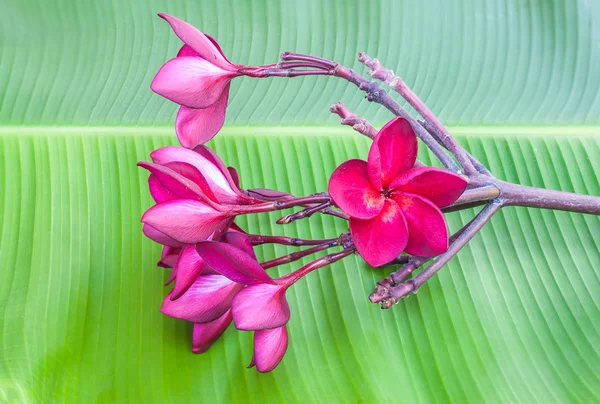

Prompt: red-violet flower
xmin=196 ymin=240 xmax=304 ymax=371
xmin=139 ymin=145 xmax=260 ymax=244
xmin=328 ymin=117 xmax=467 ymax=266
xmin=162 ymin=231 xmax=258 ymax=354
xmin=151 ymin=13 xmax=240 ymax=148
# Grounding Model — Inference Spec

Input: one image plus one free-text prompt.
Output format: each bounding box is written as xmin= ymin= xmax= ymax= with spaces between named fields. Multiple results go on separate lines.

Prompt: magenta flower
xmin=328 ymin=117 xmax=467 ymax=266
xmin=196 ymin=240 xmax=298 ymax=372
xmin=162 ymin=231 xmax=258 ymax=354
xmin=152 ymin=13 xmax=241 ymax=148
xmin=139 ymin=145 xmax=260 ymax=245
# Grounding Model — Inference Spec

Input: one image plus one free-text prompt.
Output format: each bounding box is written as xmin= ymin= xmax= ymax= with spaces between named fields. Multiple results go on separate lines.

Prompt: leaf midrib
xmin=0 ymin=125 xmax=599 ymax=138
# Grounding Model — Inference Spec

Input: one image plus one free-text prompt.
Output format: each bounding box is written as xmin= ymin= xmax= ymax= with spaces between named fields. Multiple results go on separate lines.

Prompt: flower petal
xmin=142 ymin=199 xmax=230 ymax=244
xmin=193 ymin=146 xmax=256 ymax=204
xmin=350 ymin=199 xmax=409 ymax=266
xmin=390 ymin=167 xmax=467 ymax=208
xmin=175 ymin=83 xmax=230 ymax=148
xmin=171 ymin=244 xmax=207 ymax=300
xmin=393 ymin=192 xmax=449 ymax=256
xmin=328 ymin=159 xmax=385 ymax=219
xmin=192 ymin=309 xmax=233 ymax=354
xmin=368 ymin=117 xmax=418 ymax=189
xmin=158 ymin=245 xmax=181 ymax=268
xmin=177 ymin=44 xmax=200 ymax=57
xmin=143 ymin=224 xmax=183 ymax=248
xmin=157 ymin=13 xmax=233 ymax=71
xmin=223 ymin=231 xmax=257 ymax=260
xmin=151 ymin=146 xmax=247 ymax=204
xmin=227 ymin=166 xmax=240 ymax=188
xmin=151 ymin=56 xmax=233 ymax=109
xmin=232 ymin=283 xmax=290 ymax=331
xmin=162 ymin=161 xmax=218 ymax=203
xmin=149 ymin=175 xmax=176 ymax=203
xmin=246 ymin=188 xmax=295 ymax=202
xmin=161 ymin=274 xmax=242 ymax=323
xmin=252 ymin=326 xmax=288 ymax=372
xmin=196 ymin=241 xmax=272 ymax=285
xmin=138 ymin=161 xmax=207 ymax=201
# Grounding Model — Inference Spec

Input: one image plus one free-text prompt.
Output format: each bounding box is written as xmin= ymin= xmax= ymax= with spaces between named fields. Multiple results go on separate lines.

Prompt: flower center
xmin=381 ymin=188 xmax=393 ymax=199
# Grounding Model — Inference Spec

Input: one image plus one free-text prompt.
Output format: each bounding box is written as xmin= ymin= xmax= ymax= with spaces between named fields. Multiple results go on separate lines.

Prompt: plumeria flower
xmin=328 ymin=117 xmax=467 ymax=266
xmin=161 ymin=231 xmax=256 ymax=354
xmin=196 ymin=240 xmax=302 ymax=372
xmin=152 ymin=13 xmax=253 ymax=148
xmin=139 ymin=145 xmax=261 ymax=245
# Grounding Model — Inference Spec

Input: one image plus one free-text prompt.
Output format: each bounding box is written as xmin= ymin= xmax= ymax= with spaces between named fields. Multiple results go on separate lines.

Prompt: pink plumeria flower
xmin=139 ymin=145 xmax=260 ymax=245
xmin=152 ymin=13 xmax=241 ymax=148
xmin=195 ymin=240 xmax=310 ymax=372
xmin=328 ymin=117 xmax=467 ymax=266
xmin=162 ymin=231 xmax=257 ymax=354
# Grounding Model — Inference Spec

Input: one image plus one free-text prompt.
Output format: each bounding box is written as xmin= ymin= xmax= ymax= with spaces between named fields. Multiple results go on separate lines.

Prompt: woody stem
xmin=329 ymin=101 xmax=425 ymax=168
xmin=261 ymin=241 xmax=340 ymax=269
xmin=277 ymin=248 xmax=356 ymax=285
xmin=358 ymin=53 xmax=477 ymax=175
xmin=373 ymin=201 xmax=502 ymax=308
xmin=249 ymin=235 xmax=338 ymax=246
xmin=276 ymin=52 xmax=460 ymax=172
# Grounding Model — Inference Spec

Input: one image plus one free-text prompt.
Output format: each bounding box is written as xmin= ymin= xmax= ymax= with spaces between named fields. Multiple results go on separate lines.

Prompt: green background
xmin=1 ymin=0 xmax=600 ymax=403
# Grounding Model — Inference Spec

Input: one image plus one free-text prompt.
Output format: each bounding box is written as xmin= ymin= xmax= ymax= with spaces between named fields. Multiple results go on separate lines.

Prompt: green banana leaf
xmin=1 ymin=1 xmax=600 ymax=402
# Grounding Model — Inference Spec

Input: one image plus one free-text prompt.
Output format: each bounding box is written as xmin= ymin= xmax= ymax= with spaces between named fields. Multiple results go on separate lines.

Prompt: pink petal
xmin=149 ymin=175 xmax=176 ymax=203
xmin=151 ymin=56 xmax=233 ymax=109
xmin=177 ymin=44 xmax=199 ymax=57
xmin=158 ymin=245 xmax=181 ymax=268
xmin=161 ymin=274 xmax=242 ymax=323
xmin=393 ymin=192 xmax=449 ymax=256
xmin=142 ymin=199 xmax=230 ymax=244
xmin=350 ymin=199 xmax=409 ymax=266
xmin=252 ymin=326 xmax=288 ymax=372
xmin=175 ymin=84 xmax=229 ymax=148
xmin=193 ymin=146 xmax=255 ymax=204
xmin=151 ymin=146 xmax=245 ymax=204
xmin=162 ymin=161 xmax=218 ymax=203
xmin=246 ymin=188 xmax=295 ymax=202
xmin=390 ymin=167 xmax=467 ymax=208
xmin=143 ymin=224 xmax=183 ymax=248
xmin=223 ymin=231 xmax=256 ymax=260
xmin=227 ymin=166 xmax=240 ymax=188
xmin=192 ymin=309 xmax=233 ymax=354
xmin=171 ymin=244 xmax=207 ymax=300
xmin=232 ymin=283 xmax=290 ymax=331
xmin=157 ymin=13 xmax=234 ymax=71
xmin=138 ymin=161 xmax=207 ymax=201
xmin=328 ymin=159 xmax=385 ymax=219
xmin=368 ymin=118 xmax=418 ymax=189
xmin=195 ymin=241 xmax=272 ymax=285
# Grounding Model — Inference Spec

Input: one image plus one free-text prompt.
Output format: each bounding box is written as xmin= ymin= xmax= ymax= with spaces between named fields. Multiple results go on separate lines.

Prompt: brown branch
xmin=358 ymin=52 xmax=477 ymax=175
xmin=278 ymin=52 xmax=460 ymax=173
xmin=371 ymin=201 xmax=503 ymax=308
xmin=330 ymin=101 xmax=378 ymax=139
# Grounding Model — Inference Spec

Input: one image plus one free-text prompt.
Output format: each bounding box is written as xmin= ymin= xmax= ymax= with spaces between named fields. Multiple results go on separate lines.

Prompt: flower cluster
xmin=140 ymin=13 xmax=467 ymax=372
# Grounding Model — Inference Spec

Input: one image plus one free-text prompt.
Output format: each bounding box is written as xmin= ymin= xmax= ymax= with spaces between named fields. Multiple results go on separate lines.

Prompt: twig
xmin=277 ymin=248 xmax=356 ymax=284
xmin=371 ymin=201 xmax=503 ymax=308
xmin=358 ymin=52 xmax=477 ymax=175
xmin=330 ymin=101 xmax=378 ymax=139
xmin=249 ymin=235 xmax=337 ymax=246
xmin=330 ymin=101 xmax=425 ymax=168
xmin=261 ymin=241 xmax=340 ymax=269
xmin=418 ymin=119 xmax=493 ymax=177
xmin=277 ymin=202 xmax=332 ymax=224
xmin=277 ymin=52 xmax=460 ymax=172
